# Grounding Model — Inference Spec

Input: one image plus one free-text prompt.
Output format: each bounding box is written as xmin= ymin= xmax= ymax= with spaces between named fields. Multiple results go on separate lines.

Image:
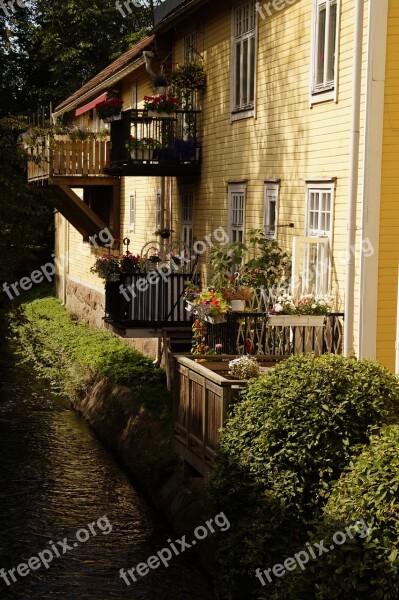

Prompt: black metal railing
xmin=109 ymin=109 xmax=201 ymax=166
xmin=204 ymin=313 xmax=344 ymax=356
xmin=105 ymin=272 xmax=193 ymax=326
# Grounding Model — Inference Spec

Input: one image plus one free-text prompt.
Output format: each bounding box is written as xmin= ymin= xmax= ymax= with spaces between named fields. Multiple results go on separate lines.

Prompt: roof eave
xmin=53 ymin=56 xmax=146 ymax=117
xmin=152 ymin=0 xmax=210 ymax=33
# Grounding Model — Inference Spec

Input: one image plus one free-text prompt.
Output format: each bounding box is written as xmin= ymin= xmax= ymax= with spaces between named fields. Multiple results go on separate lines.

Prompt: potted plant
xmin=229 ymin=356 xmax=261 ymax=380
xmin=90 ymin=255 xmax=121 ymax=281
xmin=95 ymin=98 xmax=124 ymax=122
xmin=153 ymin=73 xmax=168 ymax=95
xmin=148 ymin=254 xmax=161 ymax=271
xmin=269 ymin=293 xmax=333 ymax=355
xmin=120 ymin=253 xmax=143 ymax=274
xmin=171 ymin=62 xmax=206 ymax=92
xmin=143 ymin=94 xmax=181 ymax=118
xmin=154 ymin=228 xmax=173 ymax=239
xmin=187 ymin=290 xmax=230 ymax=324
xmin=125 ymin=136 xmax=161 ymax=161
xmin=221 ymin=274 xmax=253 ymax=311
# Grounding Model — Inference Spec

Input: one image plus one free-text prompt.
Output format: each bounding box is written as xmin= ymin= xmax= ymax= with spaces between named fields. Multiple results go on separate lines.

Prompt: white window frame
xmin=231 ymin=1 xmax=257 ymax=121
xmin=310 ymin=0 xmax=340 ymax=104
xmin=155 ymin=190 xmax=162 ymax=230
xmin=181 ymin=186 xmax=194 ymax=249
xmin=129 ymin=193 xmax=136 ymax=232
xmin=184 ymin=31 xmax=197 ymax=64
xmin=264 ymin=181 xmax=279 ymax=239
xmin=292 ymin=180 xmax=335 ymax=295
xmin=228 ymin=183 xmax=246 ymax=243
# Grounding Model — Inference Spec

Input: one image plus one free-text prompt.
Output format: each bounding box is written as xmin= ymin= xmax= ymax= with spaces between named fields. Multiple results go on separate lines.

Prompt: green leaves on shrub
xmin=209 ymin=354 xmax=399 ymax=599
xmin=289 ymin=425 xmax=399 ymax=600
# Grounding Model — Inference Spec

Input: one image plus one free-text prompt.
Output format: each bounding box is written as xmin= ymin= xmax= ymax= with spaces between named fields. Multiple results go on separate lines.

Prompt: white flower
xmin=274 ymin=303 xmax=283 ymax=313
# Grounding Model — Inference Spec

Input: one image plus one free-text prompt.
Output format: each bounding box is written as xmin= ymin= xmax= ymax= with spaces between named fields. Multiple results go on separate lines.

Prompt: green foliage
xmin=208 ymin=354 xmax=399 ymax=599
xmin=10 ymin=294 xmax=170 ymax=425
xmin=285 ymin=425 xmax=399 ymax=600
xmin=209 ymin=229 xmax=290 ymax=291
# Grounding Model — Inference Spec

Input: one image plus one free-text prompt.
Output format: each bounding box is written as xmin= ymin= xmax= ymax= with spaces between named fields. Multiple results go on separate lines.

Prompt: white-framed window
xmin=155 ymin=191 xmax=162 ymax=230
xmin=264 ymin=182 xmax=279 ymax=239
xmin=184 ymin=32 xmax=196 ymax=64
xmin=306 ymin=183 xmax=333 ymax=237
xmin=311 ymin=0 xmax=339 ymax=103
xmin=181 ymin=187 xmax=194 ymax=249
xmin=228 ymin=183 xmax=246 ymax=243
xmin=292 ymin=181 xmax=335 ymax=294
xmin=231 ymin=1 xmax=257 ymax=119
xmin=129 ymin=193 xmax=136 ymax=232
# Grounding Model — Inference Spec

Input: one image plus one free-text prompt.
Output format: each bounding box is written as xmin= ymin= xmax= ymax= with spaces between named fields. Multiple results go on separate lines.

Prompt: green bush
xmin=209 ymin=354 xmax=399 ymax=599
xmin=287 ymin=425 xmax=399 ymax=600
xmin=10 ymin=295 xmax=170 ymax=425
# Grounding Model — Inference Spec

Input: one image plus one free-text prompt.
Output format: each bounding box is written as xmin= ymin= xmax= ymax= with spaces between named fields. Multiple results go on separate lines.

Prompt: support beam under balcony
xmin=51 ymin=185 xmax=108 ymax=239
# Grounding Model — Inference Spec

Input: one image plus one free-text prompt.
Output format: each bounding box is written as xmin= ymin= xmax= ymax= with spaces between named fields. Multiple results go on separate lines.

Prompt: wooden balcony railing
xmin=27 ymin=136 xmax=111 ymax=183
xmin=105 ymin=272 xmax=193 ymax=327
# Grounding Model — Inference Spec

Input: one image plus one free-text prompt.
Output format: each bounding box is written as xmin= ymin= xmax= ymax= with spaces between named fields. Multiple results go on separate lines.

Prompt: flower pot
xmin=130 ymin=149 xmax=153 ymax=161
xmin=148 ymin=110 xmax=172 ymax=119
xmin=102 ymin=113 xmax=122 ymax=123
xmin=231 ymin=300 xmax=246 ymax=312
xmin=185 ymin=300 xmax=194 ymax=313
xmin=107 ymin=273 xmax=120 ymax=282
xmin=204 ymin=314 xmax=227 ymax=325
xmin=156 ymin=86 xmax=167 ymax=95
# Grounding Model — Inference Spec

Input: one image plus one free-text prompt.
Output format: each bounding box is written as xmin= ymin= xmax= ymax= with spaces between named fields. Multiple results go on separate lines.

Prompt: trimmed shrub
xmin=209 ymin=354 xmax=399 ymax=599
xmin=288 ymin=425 xmax=399 ymax=600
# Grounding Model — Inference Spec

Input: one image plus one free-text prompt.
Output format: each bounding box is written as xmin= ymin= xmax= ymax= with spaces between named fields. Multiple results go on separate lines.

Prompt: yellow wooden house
xmin=27 ymin=0 xmax=399 ymax=372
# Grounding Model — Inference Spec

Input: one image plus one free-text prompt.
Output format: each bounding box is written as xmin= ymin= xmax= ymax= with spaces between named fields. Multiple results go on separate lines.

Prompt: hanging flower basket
xmin=95 ymin=98 xmax=124 ymax=122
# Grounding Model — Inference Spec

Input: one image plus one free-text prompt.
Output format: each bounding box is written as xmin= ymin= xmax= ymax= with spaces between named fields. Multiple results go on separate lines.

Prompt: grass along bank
xmin=9 ymin=293 xmax=171 ymax=428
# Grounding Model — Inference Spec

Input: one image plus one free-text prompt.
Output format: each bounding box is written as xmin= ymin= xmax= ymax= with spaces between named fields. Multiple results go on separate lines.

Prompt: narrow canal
xmin=0 ymin=324 xmax=214 ymax=599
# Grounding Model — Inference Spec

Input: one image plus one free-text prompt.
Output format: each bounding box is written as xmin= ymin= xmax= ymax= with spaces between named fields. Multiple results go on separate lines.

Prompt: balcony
xmin=26 ymin=135 xmax=115 ymax=185
xmin=104 ymin=272 xmax=193 ymax=335
xmin=104 ymin=109 xmax=201 ymax=177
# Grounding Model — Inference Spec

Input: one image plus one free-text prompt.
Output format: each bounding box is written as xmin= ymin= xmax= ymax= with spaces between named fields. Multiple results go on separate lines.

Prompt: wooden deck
xmin=27 ymin=136 xmax=115 ymax=185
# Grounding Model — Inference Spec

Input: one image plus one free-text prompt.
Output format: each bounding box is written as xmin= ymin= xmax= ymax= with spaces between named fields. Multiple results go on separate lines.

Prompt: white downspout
xmin=143 ymin=51 xmax=158 ymax=78
xmin=344 ymin=0 xmax=365 ymax=356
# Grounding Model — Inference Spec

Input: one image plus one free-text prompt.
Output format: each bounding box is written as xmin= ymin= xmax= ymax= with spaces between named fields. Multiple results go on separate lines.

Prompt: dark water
xmin=0 ymin=328 xmax=214 ymax=599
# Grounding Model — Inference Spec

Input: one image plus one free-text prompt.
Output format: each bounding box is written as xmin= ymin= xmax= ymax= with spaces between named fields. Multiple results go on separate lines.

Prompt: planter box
xmin=130 ymin=149 xmax=153 ymax=161
xmin=231 ymin=300 xmax=246 ymax=312
xmin=267 ymin=314 xmax=325 ymax=355
xmin=148 ymin=110 xmax=172 ymax=119
xmin=267 ymin=315 xmax=325 ymax=327
xmin=102 ymin=113 xmax=122 ymax=123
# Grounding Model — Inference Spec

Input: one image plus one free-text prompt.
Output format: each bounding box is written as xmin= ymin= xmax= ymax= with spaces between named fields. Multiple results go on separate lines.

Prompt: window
xmin=228 ymin=183 xmax=246 ymax=243
xmin=129 ymin=194 xmax=136 ymax=232
xmin=184 ymin=32 xmax=196 ymax=64
xmin=292 ymin=182 xmax=334 ymax=294
xmin=311 ymin=0 xmax=339 ymax=101
xmin=232 ymin=1 xmax=256 ymax=116
xmin=306 ymin=184 xmax=333 ymax=237
xmin=264 ymin=182 xmax=279 ymax=239
xmin=181 ymin=188 xmax=194 ymax=249
xmin=155 ymin=191 xmax=162 ymax=230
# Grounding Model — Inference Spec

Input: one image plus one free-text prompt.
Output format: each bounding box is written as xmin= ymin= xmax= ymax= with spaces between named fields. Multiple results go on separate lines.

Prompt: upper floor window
xmin=306 ymin=184 xmax=333 ymax=238
xmin=311 ymin=0 xmax=339 ymax=103
xmin=232 ymin=1 xmax=256 ymax=118
xmin=184 ymin=32 xmax=196 ymax=64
